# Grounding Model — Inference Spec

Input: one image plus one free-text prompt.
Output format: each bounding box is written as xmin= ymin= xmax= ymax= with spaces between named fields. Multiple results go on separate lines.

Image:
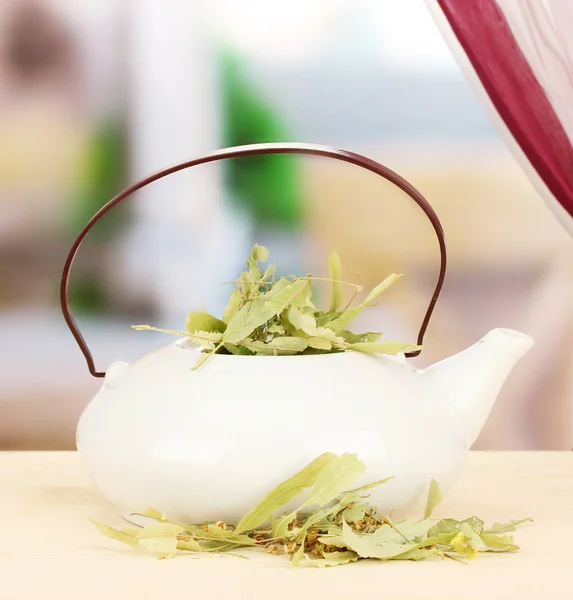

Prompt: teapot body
xmin=77 ymin=343 xmax=469 ymax=523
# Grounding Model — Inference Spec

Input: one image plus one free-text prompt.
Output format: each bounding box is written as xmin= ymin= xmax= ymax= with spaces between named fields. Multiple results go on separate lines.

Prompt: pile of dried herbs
xmin=94 ymin=453 xmax=532 ymax=567
xmin=133 ymin=244 xmax=420 ymax=369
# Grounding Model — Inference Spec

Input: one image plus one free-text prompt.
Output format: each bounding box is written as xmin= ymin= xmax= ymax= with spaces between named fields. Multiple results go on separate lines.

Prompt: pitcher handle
xmin=61 ymin=142 xmax=447 ymax=377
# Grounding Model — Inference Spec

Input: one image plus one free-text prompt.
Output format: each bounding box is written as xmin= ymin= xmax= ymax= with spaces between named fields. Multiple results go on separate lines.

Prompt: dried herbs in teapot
xmin=133 ymin=244 xmax=419 ymax=369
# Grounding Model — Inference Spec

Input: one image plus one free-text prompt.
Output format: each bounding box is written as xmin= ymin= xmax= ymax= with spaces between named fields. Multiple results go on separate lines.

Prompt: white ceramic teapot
xmin=62 ymin=143 xmax=533 ymax=524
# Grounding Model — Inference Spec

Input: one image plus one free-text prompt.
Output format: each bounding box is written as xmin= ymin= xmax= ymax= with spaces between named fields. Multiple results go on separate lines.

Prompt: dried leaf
xmin=248 ymin=244 xmax=269 ymax=268
xmin=328 ymin=251 xmax=343 ymax=312
xmin=304 ymin=453 xmax=366 ymax=508
xmin=261 ymin=263 xmax=275 ymax=282
xmin=235 ymin=452 xmax=337 ymax=534
xmin=343 ymin=476 xmax=394 ymax=495
xmin=177 ymin=539 xmax=203 ymax=552
xmin=339 ymin=330 xmax=382 ymax=344
xmin=181 ymin=523 xmax=257 ymax=547
xmin=286 ymin=305 xmax=320 ymax=336
xmin=315 ymin=312 xmax=339 ymax=327
xmin=392 ymin=548 xmax=443 ymax=560
xmin=339 ymin=520 xmax=416 ymax=559
xmin=185 ymin=312 xmax=227 ymax=334
xmin=272 ymin=454 xmax=366 ymax=537
xmin=449 ymin=523 xmax=486 ymax=558
xmin=428 ymin=517 xmax=484 ymax=538
xmin=341 ymin=502 xmax=368 ymax=523
xmin=299 ymin=551 xmax=360 ymax=568
xmin=267 ymin=321 xmax=285 ymax=335
xmin=238 ymin=244 xmax=270 ymax=298
xmin=480 ymin=533 xmax=519 ymax=552
xmin=347 ymin=341 xmax=421 ymax=355
xmin=307 ymin=336 xmax=332 ymax=350
xmin=292 ymin=534 xmax=306 ymax=566
xmin=92 ymin=521 xmax=138 ymax=548
xmin=326 ymin=274 xmax=402 ymax=331
xmin=424 ymin=479 xmax=443 ymax=519
xmin=483 ymin=518 xmax=533 ymax=534
xmin=223 ymin=279 xmax=308 ymax=344
xmin=135 ymin=523 xmax=184 ymax=556
xmin=131 ymin=325 xmax=222 ymax=350
xmin=136 ymin=508 xmax=168 ymax=522
xmin=223 ymin=343 xmax=254 ymax=355
xmin=241 ymin=337 xmax=309 ymax=355
xmin=222 ymin=288 xmax=242 ymax=324
xmin=370 ymin=519 xmax=433 ymax=544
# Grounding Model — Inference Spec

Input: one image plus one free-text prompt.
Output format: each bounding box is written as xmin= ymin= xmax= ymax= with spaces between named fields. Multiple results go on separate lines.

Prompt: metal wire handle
xmin=61 ymin=142 xmax=447 ymax=378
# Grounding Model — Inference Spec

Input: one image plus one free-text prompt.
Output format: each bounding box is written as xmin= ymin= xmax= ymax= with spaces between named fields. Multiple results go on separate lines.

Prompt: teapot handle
xmin=61 ymin=142 xmax=447 ymax=378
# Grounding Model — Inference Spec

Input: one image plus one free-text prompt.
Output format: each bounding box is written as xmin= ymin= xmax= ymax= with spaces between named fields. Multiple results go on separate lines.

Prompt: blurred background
xmin=1 ymin=0 xmax=572 ymax=450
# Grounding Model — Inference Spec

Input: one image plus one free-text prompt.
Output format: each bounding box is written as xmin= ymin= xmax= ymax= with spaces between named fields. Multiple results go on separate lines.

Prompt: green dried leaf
xmin=480 ymin=533 xmax=519 ymax=552
xmin=326 ymin=274 xmax=402 ymax=332
xmin=483 ymin=518 xmax=533 ymax=534
xmin=292 ymin=534 xmax=306 ymax=566
xmin=328 ymin=251 xmax=343 ymax=312
xmin=222 ymin=288 xmax=242 ymax=324
xmin=237 ymin=244 xmax=270 ymax=298
xmin=315 ymin=312 xmax=339 ymax=327
xmin=339 ymin=520 xmax=416 ymax=559
xmin=137 ymin=508 xmax=168 ymax=522
xmin=271 ymin=459 xmax=367 ymax=539
xmin=204 ymin=524 xmax=257 ymax=546
xmin=191 ymin=349 xmax=218 ymax=370
xmin=177 ymin=539 xmax=203 ymax=552
xmin=135 ymin=523 xmax=184 ymax=556
xmin=307 ymin=336 xmax=332 ymax=350
xmin=424 ymin=479 xmax=443 ymax=519
xmin=392 ymin=548 xmax=443 ymax=560
xmin=261 ymin=263 xmax=275 ymax=282
xmin=223 ymin=343 xmax=253 ymax=355
xmin=347 ymin=341 xmax=421 ymax=355
xmin=267 ymin=321 xmax=285 ymax=335
xmin=241 ymin=337 xmax=309 ymax=355
xmin=304 ymin=453 xmax=366 ymax=508
xmin=449 ymin=522 xmax=487 ymax=558
xmin=298 ymin=551 xmax=359 ymax=568
xmin=223 ymin=279 xmax=308 ymax=344
xmin=248 ymin=243 xmax=269 ymax=268
xmin=235 ymin=452 xmax=337 ymax=534
xmin=339 ymin=330 xmax=382 ymax=344
xmin=92 ymin=521 xmax=138 ymax=548
xmin=341 ymin=502 xmax=368 ymax=523
xmin=186 ymin=312 xmax=227 ymax=334
xmin=182 ymin=523 xmax=257 ymax=547
xmin=342 ymin=476 xmax=394 ymax=495
xmin=286 ymin=304 xmax=320 ymax=336
xmin=370 ymin=519 xmax=433 ymax=544
xmin=131 ymin=325 xmax=223 ymax=350
xmin=428 ymin=517 xmax=484 ymax=538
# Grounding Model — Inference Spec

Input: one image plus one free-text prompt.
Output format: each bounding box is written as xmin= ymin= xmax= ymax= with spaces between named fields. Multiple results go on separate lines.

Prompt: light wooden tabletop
xmin=1 ymin=452 xmax=571 ymax=600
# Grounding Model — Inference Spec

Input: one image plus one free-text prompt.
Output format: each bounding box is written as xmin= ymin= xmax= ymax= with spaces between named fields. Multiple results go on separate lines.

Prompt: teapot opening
xmin=174 ymin=337 xmax=408 ymax=361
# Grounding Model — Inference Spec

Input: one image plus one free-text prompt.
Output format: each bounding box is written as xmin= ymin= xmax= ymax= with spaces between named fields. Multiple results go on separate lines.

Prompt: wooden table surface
xmin=1 ymin=452 xmax=572 ymax=600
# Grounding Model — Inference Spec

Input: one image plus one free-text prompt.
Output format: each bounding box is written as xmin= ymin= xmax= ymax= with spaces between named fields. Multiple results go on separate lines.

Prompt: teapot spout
xmin=423 ymin=329 xmax=534 ymax=446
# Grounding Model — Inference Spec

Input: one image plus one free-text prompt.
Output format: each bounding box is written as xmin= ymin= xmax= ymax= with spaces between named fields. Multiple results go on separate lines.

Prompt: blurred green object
xmin=66 ymin=119 xmax=128 ymax=238
xmin=64 ymin=119 xmax=128 ymax=314
xmin=220 ymin=50 xmax=303 ymax=229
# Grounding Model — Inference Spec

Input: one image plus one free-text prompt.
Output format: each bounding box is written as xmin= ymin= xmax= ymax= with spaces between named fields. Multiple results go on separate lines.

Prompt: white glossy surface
xmin=77 ymin=329 xmax=533 ymax=523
